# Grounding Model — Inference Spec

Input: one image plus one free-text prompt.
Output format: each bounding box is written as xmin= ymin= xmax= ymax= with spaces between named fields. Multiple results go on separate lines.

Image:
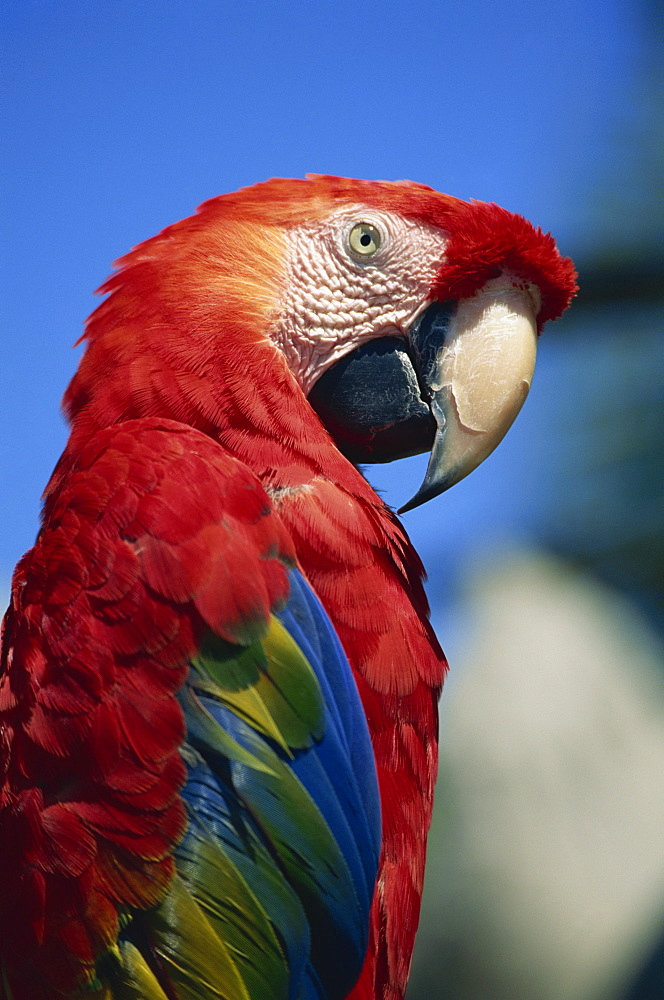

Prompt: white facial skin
xmin=273 ymin=206 xmax=449 ymax=395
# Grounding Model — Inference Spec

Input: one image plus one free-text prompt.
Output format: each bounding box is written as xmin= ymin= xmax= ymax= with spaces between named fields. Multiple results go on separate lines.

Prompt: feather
xmin=177 ymin=568 xmax=379 ymax=1000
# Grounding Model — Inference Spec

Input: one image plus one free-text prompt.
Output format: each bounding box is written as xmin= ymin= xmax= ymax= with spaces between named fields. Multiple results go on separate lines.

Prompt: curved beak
xmin=308 ymin=276 xmax=538 ymax=512
xmin=400 ymin=279 xmax=538 ymax=512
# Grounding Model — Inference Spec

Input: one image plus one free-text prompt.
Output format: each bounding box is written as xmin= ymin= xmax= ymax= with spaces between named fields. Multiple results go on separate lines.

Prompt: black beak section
xmin=308 ymin=335 xmax=437 ymax=464
xmin=398 ymin=301 xmax=458 ymax=512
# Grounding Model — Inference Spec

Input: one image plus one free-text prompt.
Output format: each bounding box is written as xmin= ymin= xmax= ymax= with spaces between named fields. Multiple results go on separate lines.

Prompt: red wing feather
xmin=0 ymin=417 xmax=294 ymax=995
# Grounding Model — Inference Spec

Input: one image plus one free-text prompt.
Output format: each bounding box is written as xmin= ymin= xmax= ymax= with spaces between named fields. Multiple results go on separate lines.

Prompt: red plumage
xmin=0 ymin=420 xmax=294 ymax=994
xmin=1 ymin=175 xmax=576 ymax=999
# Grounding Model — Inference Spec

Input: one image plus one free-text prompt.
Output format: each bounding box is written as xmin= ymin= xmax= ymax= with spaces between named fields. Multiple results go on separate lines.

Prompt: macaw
xmin=0 ymin=175 xmax=576 ymax=1000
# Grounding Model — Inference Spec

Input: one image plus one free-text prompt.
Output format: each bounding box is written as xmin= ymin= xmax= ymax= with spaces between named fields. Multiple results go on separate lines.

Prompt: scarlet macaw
xmin=0 ymin=176 xmax=576 ymax=1000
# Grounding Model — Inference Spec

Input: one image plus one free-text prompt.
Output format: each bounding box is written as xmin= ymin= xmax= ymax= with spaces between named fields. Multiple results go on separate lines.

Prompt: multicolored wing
xmin=0 ymin=418 xmax=380 ymax=1000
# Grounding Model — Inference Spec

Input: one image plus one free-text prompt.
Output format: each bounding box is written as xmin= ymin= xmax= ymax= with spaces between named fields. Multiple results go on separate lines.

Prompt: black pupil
xmin=360 ymin=232 xmax=371 ymax=247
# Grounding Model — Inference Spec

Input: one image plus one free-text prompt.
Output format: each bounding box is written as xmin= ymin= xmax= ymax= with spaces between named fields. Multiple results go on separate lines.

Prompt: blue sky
xmin=1 ymin=0 xmax=645 ymax=619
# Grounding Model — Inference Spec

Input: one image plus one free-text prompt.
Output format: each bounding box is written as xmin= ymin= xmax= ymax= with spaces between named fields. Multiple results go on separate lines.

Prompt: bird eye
xmin=348 ymin=222 xmax=382 ymax=258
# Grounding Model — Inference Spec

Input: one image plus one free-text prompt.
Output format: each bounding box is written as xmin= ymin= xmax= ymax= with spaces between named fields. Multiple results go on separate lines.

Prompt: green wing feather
xmin=192 ymin=616 xmax=325 ymax=753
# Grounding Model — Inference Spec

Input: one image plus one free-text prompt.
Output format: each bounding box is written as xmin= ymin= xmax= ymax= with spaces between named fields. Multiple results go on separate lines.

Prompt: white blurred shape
xmin=409 ymin=551 xmax=664 ymax=1000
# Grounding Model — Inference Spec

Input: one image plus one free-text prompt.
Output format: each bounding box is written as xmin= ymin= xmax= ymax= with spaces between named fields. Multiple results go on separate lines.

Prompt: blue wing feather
xmin=173 ymin=568 xmax=380 ymax=1000
xmin=275 ymin=570 xmax=381 ymax=909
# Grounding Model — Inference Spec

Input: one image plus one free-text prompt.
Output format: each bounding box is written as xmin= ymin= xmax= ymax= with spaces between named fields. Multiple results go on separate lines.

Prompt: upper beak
xmin=400 ymin=278 xmax=538 ymax=511
xmin=308 ymin=276 xmax=538 ymax=512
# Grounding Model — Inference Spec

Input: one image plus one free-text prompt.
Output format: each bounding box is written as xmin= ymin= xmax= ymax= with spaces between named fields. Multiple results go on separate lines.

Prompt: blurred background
xmin=2 ymin=2 xmax=662 ymax=997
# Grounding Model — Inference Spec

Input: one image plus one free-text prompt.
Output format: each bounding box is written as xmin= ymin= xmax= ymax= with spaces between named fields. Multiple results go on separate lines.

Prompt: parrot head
xmin=67 ymin=175 xmax=577 ymax=508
